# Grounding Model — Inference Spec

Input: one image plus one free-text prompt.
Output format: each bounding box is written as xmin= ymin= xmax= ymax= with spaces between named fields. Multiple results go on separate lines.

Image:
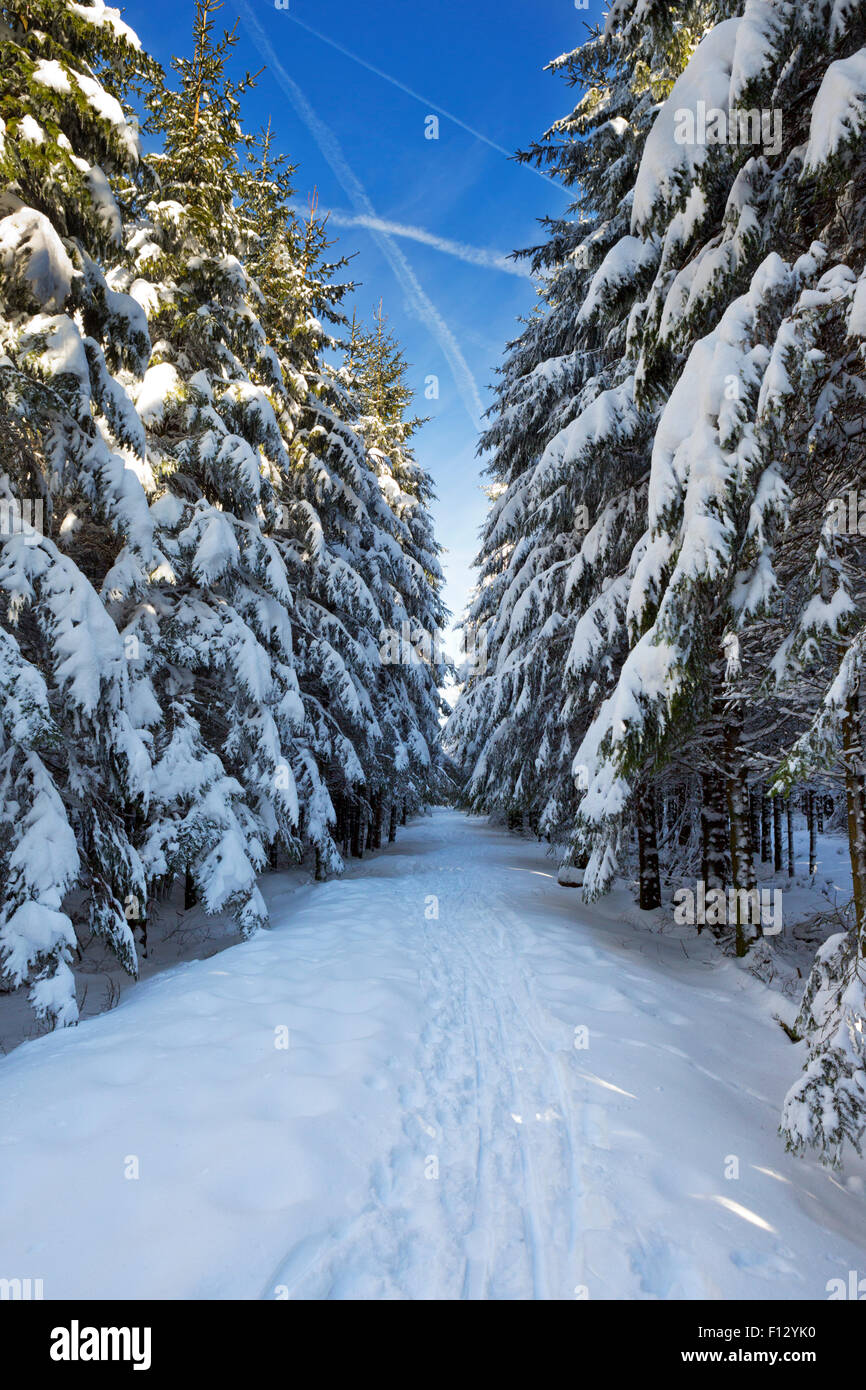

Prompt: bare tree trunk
xmin=388 ymin=802 xmax=398 ymax=843
xmin=637 ymin=783 xmax=661 ymax=910
xmin=842 ymin=692 xmax=866 ymax=954
xmin=701 ymin=770 xmax=727 ymax=889
xmin=786 ymin=796 xmax=795 ymax=879
xmin=773 ymin=796 xmax=783 ymax=873
xmin=333 ymin=794 xmax=348 ymax=858
xmin=352 ymin=806 xmax=364 ymax=859
xmin=760 ymin=789 xmax=771 ymax=862
xmin=807 ymin=789 xmax=817 ymax=875
xmin=725 ymin=721 xmax=757 ymax=956
xmin=749 ymin=787 xmax=761 ymax=867
xmin=184 ymin=865 xmax=196 ymax=911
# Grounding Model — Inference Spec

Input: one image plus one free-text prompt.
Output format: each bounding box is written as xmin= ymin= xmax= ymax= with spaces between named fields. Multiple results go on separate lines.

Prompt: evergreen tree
xmin=0 ymin=0 xmax=156 ymax=1024
xmin=347 ymin=302 xmax=449 ymax=831
xmin=0 ymin=0 xmax=448 ymax=1025
xmin=238 ymin=129 xmax=447 ymax=866
xmin=126 ymin=0 xmax=309 ymax=928
xmin=450 ymin=0 xmax=866 ymax=1160
xmin=448 ymin=5 xmax=705 ymax=875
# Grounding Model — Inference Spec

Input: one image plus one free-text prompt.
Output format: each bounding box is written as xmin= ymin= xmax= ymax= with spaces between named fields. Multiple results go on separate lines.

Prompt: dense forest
xmin=0 ymin=0 xmax=447 ymax=1027
xmin=448 ymin=0 xmax=866 ymax=1165
xmin=2 ymin=0 xmax=866 ymax=1184
xmin=3 ymin=0 xmax=866 ymax=1314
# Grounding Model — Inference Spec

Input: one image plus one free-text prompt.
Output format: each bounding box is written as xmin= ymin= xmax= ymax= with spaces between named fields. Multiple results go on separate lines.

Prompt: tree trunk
xmin=334 ymin=794 xmax=348 ymax=858
xmin=807 ymin=789 xmax=817 ymax=875
xmin=700 ymin=770 xmax=727 ymax=889
xmin=351 ymin=806 xmax=364 ymax=859
xmin=749 ymin=787 xmax=761 ymax=866
xmin=760 ymin=789 xmax=771 ymax=862
xmin=773 ymin=796 xmax=783 ymax=873
xmin=842 ymin=691 xmax=866 ymax=954
xmin=637 ymin=783 xmax=661 ymax=910
xmin=184 ymin=865 xmax=196 ymax=911
xmin=388 ymin=802 xmax=398 ymax=843
xmin=724 ymin=721 xmax=757 ymax=956
xmin=786 ymin=796 xmax=795 ymax=879
xmin=401 ymin=800 xmax=407 ymax=826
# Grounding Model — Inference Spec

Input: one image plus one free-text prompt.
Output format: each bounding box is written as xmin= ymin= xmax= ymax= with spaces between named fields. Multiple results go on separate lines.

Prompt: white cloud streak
xmin=238 ymin=0 xmax=486 ymax=431
xmin=283 ymin=11 xmax=567 ymax=196
xmin=290 ymin=204 xmax=532 ymax=279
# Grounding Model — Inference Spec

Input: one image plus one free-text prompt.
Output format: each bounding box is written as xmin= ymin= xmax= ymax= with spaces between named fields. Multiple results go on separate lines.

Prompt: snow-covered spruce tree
xmin=231 ymin=168 xmax=371 ymax=866
xmin=447 ymin=4 xmax=707 ymax=901
xmin=520 ymin=0 xmax=866 ymax=1155
xmin=237 ymin=129 xmax=446 ymax=869
xmin=230 ymin=132 xmax=344 ymax=874
xmin=560 ymin=2 xmax=866 ymax=955
xmin=765 ymin=190 xmax=866 ymax=1161
xmin=233 ymin=162 xmax=379 ymax=873
xmin=0 ymin=0 xmax=156 ymax=1024
xmin=346 ymin=303 xmax=449 ymax=840
xmin=0 ymin=0 xmax=448 ymax=1026
xmin=120 ymin=0 xmax=318 ymax=929
xmin=453 ymin=0 xmax=866 ymax=1122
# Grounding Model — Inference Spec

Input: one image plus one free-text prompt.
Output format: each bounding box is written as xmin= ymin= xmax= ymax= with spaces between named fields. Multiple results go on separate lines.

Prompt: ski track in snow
xmin=1 ymin=808 xmax=865 ymax=1300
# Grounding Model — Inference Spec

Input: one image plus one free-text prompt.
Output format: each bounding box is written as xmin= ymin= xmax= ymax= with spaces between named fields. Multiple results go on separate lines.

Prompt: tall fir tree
xmin=347 ymin=302 xmax=449 ymax=832
xmin=0 ymin=0 xmax=157 ymax=1024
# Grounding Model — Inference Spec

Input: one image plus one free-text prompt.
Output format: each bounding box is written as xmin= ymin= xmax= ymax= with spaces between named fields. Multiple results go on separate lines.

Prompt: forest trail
xmin=1 ymin=808 xmax=865 ymax=1300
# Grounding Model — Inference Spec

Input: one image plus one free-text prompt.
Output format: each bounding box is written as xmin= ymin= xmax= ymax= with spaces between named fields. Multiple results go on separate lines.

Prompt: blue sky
xmin=128 ymin=0 xmax=606 ymax=646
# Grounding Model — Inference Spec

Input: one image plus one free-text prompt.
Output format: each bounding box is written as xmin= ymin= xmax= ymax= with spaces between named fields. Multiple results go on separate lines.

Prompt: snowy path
xmin=2 ymin=808 xmax=865 ymax=1300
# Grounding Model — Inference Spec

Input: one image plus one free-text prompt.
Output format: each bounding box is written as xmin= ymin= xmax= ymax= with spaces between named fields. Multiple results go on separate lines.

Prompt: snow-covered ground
xmin=1 ymin=807 xmax=865 ymax=1300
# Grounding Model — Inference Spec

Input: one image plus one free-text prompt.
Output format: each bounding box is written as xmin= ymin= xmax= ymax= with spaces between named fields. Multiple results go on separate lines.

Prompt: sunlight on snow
xmin=751 ymin=1166 xmax=792 ymax=1185
xmin=577 ymin=1071 xmax=638 ymax=1100
xmin=697 ymin=1195 xmax=778 ymax=1234
xmin=504 ymin=867 xmax=556 ymax=880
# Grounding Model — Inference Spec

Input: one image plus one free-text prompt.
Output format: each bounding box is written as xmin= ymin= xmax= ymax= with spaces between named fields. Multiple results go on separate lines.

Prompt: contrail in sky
xmin=289 ymin=204 xmax=533 ymax=280
xmin=238 ymin=0 xmax=486 ymax=431
xmin=282 ymin=10 xmax=567 ymax=194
